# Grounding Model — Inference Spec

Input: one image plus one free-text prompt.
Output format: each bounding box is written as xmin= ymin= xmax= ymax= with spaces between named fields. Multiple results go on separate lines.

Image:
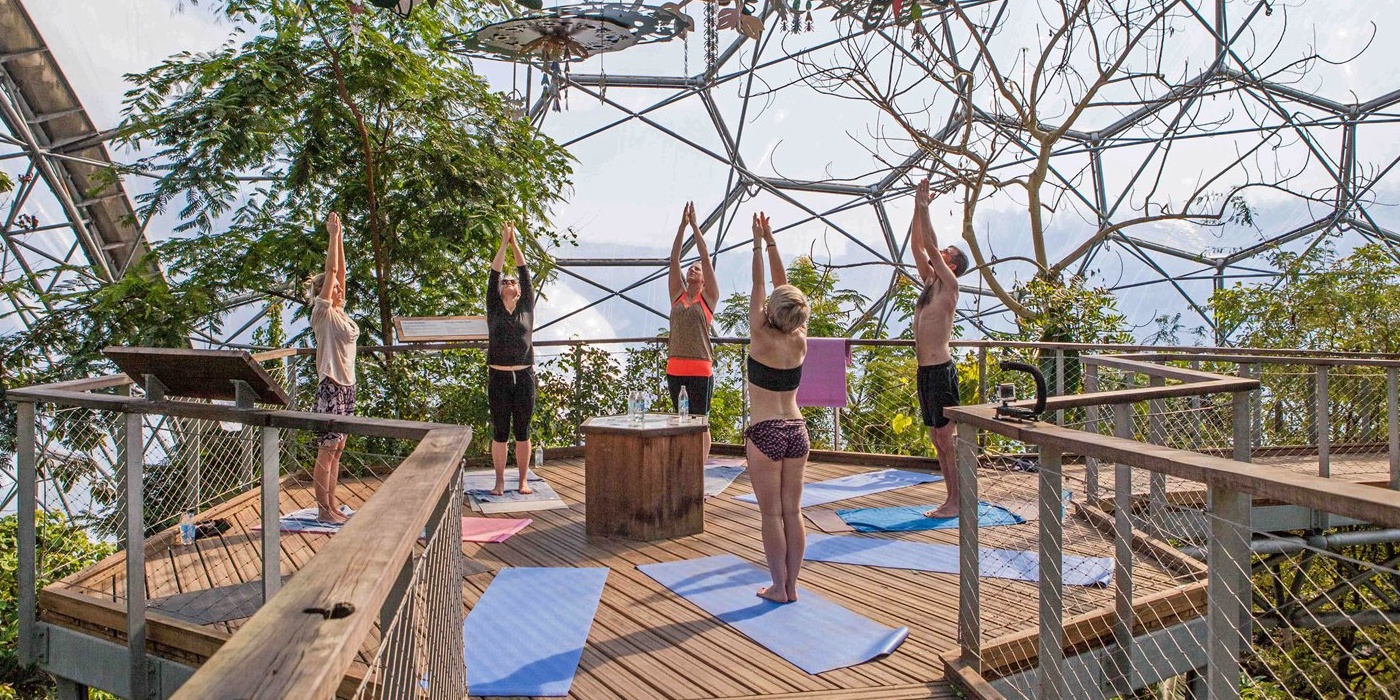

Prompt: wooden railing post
xmin=1054 ymin=349 xmax=1066 ymax=426
xmin=1233 ymin=377 xmax=1252 ymax=464
xmin=1037 ymin=446 xmax=1066 ymax=700
xmin=1148 ymin=375 xmax=1167 ymax=535
xmin=1316 ymin=365 xmax=1330 ymax=478
xmin=1108 ymin=402 xmax=1135 ymax=696
xmin=956 ymin=421 xmax=981 ymax=670
xmin=1207 ymin=485 xmax=1250 ymax=700
xmin=123 ymin=410 xmax=148 ymax=700
xmin=261 ymin=427 xmax=281 ymax=603
xmin=1390 ymin=366 xmax=1399 ymax=491
xmin=17 ymin=402 xmax=37 ymax=666
xmin=1084 ymin=363 xmax=1100 ymax=502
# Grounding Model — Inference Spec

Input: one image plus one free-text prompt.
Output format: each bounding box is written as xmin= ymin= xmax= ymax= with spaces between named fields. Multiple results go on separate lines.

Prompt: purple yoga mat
xmin=796 ymin=338 xmax=849 ymax=407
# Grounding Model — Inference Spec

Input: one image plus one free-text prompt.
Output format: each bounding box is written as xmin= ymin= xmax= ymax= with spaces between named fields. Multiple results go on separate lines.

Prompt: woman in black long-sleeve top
xmin=487 ymin=223 xmax=536 ymax=496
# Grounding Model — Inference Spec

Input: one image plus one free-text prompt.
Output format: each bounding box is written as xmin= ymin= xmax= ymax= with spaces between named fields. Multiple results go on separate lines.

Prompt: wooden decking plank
xmin=44 ymin=456 xmax=1198 ymax=700
xmin=467 ymin=512 xmax=753 ymax=699
xmin=494 ymin=469 xmax=837 ymax=693
xmin=545 ymin=461 xmax=913 ymax=690
xmin=460 ymin=521 xmax=722 ymax=699
xmin=459 ymin=572 xmax=659 ymax=700
xmin=495 ymin=504 xmax=821 ymax=696
xmin=542 ymin=460 xmax=885 ymax=691
xmin=712 ymin=682 xmax=962 ymax=700
xmin=599 ymin=462 xmax=940 ymax=680
xmin=644 ymin=500 xmax=945 ymax=686
xmin=550 ymin=458 xmax=941 ymax=686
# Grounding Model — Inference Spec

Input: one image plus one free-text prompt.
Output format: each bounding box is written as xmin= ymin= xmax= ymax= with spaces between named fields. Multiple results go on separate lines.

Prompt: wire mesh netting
xmin=352 ymin=472 xmax=467 ymax=700
xmin=958 ymin=380 xmax=1400 ymax=699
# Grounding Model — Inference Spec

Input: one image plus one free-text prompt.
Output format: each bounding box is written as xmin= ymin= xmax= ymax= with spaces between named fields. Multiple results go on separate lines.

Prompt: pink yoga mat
xmin=462 ymin=517 xmax=532 ymax=543
xmin=797 ymin=337 xmax=850 ymax=407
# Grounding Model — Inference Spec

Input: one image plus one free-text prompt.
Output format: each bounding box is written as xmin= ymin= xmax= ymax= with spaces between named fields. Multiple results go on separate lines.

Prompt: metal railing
xmin=944 ymin=357 xmax=1400 ymax=700
xmin=9 ymin=340 xmax=1400 ymax=699
xmin=8 ymin=362 xmax=472 ymax=700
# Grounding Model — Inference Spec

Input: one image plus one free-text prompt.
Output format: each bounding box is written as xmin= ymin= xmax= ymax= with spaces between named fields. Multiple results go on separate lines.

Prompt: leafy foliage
xmin=0 ymin=512 xmax=114 ymax=697
xmin=2 ymin=0 xmax=573 ymax=458
xmin=1212 ymin=244 xmax=1400 ymax=353
xmin=119 ymin=0 xmax=572 ymax=351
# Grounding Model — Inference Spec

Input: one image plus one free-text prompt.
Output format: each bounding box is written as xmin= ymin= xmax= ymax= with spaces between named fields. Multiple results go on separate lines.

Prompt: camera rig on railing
xmin=993 ymin=361 xmax=1047 ymax=423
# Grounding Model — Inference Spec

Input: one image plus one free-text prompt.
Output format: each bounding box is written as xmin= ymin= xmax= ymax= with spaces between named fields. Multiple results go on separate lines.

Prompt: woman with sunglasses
xmin=487 ymin=223 xmax=537 ymax=496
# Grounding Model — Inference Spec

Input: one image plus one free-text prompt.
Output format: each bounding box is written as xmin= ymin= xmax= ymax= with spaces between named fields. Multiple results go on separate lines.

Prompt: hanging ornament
xmin=717 ymin=1 xmax=762 ymax=40
xmin=790 ymin=0 xmax=801 ymax=33
xmin=544 ymin=62 xmax=564 ymax=112
xmin=703 ymin=0 xmax=719 ymax=80
xmin=599 ymin=54 xmax=607 ymax=103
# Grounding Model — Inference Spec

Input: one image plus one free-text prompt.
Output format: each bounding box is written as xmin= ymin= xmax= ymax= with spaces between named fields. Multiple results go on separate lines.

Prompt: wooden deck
xmin=42 ymin=453 xmax=1201 ymax=699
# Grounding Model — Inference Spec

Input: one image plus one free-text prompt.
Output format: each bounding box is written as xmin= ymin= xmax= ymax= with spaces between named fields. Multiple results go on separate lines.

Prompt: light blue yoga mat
xmin=463 ymin=567 xmax=609 ymax=697
xmin=836 ymin=501 xmax=1025 ymax=532
xmin=704 ymin=465 xmax=747 ymax=497
xmin=638 ymin=554 xmax=909 ymax=674
xmin=804 ymin=533 xmax=1113 ymax=587
xmin=735 ymin=468 xmax=942 ymax=508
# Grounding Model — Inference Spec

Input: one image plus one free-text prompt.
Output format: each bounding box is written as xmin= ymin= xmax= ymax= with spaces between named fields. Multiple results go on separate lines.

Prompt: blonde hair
xmin=304 ymin=273 xmax=327 ymax=304
xmin=765 ymin=284 xmax=809 ymax=333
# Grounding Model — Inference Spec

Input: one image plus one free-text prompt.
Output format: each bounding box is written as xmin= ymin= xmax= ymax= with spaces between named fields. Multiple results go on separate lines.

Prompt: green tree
xmin=1212 ymin=243 xmax=1400 ymax=353
xmin=2 ymin=0 xmax=573 ymax=456
xmin=122 ymin=0 xmax=572 ymax=351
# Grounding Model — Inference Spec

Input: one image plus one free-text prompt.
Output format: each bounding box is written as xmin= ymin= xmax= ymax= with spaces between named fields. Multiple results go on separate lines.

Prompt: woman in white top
xmin=307 ymin=212 xmax=360 ymax=524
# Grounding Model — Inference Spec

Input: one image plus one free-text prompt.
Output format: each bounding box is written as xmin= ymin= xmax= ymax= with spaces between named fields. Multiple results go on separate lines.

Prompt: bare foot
xmin=490 ymin=481 xmax=506 ymax=496
xmin=518 ymin=483 xmax=535 ymax=495
xmin=757 ymin=587 xmax=790 ymax=604
xmin=318 ymin=510 xmax=349 ymax=525
xmin=923 ymin=504 xmax=959 ymax=519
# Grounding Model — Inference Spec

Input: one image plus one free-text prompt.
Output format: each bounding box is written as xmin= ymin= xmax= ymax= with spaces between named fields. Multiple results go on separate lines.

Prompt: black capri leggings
xmin=488 ymin=367 xmax=536 ymax=443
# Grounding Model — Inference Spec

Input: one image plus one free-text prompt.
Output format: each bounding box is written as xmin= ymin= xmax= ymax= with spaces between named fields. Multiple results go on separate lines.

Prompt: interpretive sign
xmin=393 ymin=315 xmax=488 ymax=342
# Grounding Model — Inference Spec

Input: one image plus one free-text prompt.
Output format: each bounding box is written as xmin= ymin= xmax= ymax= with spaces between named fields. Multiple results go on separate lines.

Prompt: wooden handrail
xmin=1121 ymin=351 xmax=1400 ymax=369
xmin=169 ymin=426 xmax=473 ymax=700
xmin=292 ymin=336 xmax=1400 ymax=361
xmin=1078 ymin=355 xmax=1238 ymax=383
xmin=947 ymin=403 xmax=1400 ymax=529
xmin=4 ymin=386 xmax=447 ymax=441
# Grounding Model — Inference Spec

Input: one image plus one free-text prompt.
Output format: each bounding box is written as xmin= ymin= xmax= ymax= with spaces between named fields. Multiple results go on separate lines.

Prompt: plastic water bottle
xmin=628 ymin=390 xmax=640 ymax=422
xmin=178 ymin=511 xmax=196 ymax=546
xmin=678 ymin=386 xmax=690 ymax=422
xmin=534 ymin=445 xmax=544 ymax=470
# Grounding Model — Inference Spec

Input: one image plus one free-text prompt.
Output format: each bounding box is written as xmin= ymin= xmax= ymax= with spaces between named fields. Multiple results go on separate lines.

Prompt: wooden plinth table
xmin=579 ymin=413 xmax=708 ymax=541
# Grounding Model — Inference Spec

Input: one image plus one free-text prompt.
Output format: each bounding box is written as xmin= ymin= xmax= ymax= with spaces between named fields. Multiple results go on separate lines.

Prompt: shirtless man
xmin=909 ymin=178 xmax=970 ymax=518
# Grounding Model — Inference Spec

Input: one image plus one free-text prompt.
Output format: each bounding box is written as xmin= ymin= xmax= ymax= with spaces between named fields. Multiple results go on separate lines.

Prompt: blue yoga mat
xmin=638 ymin=554 xmax=908 ymax=674
xmin=704 ymin=465 xmax=747 ymax=497
xmin=463 ymin=567 xmax=609 ymax=697
xmin=735 ymin=469 xmax=942 ymax=508
xmin=836 ymin=501 xmax=1024 ymax=532
xmin=804 ymin=533 xmax=1113 ymax=587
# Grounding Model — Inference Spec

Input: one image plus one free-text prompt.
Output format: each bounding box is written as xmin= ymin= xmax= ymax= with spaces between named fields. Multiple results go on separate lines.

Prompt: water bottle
xmin=178 ymin=511 xmax=196 ymax=546
xmin=678 ymin=386 xmax=690 ymax=422
xmin=628 ymin=390 xmax=640 ymax=422
xmin=534 ymin=445 xmax=544 ymax=470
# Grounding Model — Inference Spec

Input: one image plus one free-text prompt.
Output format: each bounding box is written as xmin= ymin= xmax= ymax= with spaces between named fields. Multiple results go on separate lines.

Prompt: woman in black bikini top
xmin=743 ymin=212 xmax=811 ymax=606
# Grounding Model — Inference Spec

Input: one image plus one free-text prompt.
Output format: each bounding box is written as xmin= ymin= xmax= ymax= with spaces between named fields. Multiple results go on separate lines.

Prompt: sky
xmin=16 ymin=0 xmax=1400 ymax=348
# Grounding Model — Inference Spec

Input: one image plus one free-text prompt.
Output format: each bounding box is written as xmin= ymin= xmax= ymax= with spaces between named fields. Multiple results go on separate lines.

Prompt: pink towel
xmin=796 ymin=338 xmax=850 ymax=407
xmin=461 ymin=517 xmax=532 ymax=543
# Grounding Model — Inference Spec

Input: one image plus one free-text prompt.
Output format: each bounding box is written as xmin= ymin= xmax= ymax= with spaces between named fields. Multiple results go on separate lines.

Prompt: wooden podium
xmin=579 ymin=414 xmax=708 ymax=541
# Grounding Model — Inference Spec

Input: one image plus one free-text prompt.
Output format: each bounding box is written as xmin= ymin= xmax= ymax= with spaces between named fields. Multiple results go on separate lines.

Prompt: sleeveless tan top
xmin=667 ymin=292 xmax=713 ymax=376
